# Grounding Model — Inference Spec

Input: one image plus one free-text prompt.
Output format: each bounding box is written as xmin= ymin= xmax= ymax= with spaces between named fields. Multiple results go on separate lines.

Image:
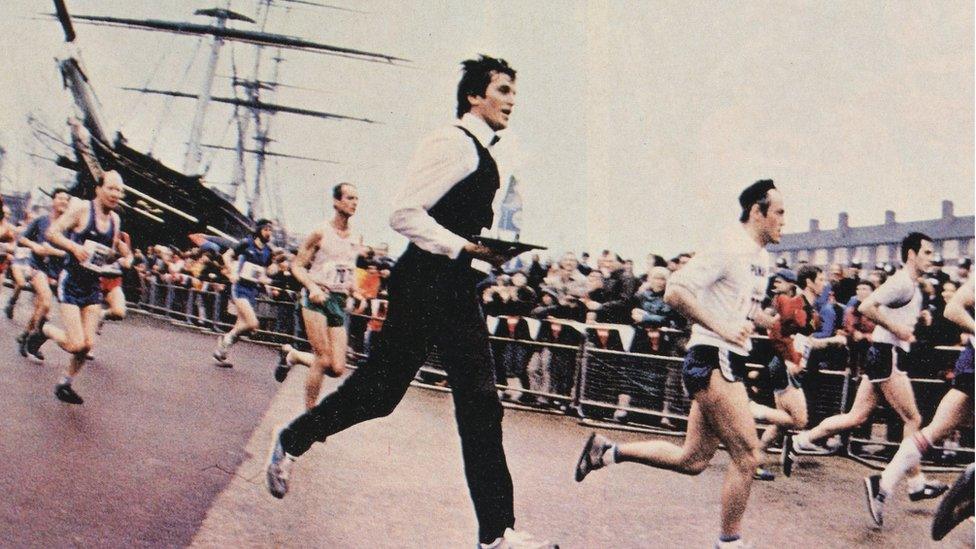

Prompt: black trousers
xmin=280 ymin=246 xmax=515 ymax=542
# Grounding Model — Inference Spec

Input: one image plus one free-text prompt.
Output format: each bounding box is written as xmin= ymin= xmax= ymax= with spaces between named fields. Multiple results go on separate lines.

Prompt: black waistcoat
xmin=426 ymin=126 xmax=499 ymax=238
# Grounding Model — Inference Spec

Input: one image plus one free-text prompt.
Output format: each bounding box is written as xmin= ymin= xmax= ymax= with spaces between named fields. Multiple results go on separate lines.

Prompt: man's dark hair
xmin=738 ymin=179 xmax=777 ymax=223
xmin=253 ymin=218 xmax=273 ymax=237
xmin=901 ymin=232 xmax=932 ymax=262
xmin=797 ymin=264 xmax=821 ymax=290
xmin=51 ymin=187 xmax=70 ymax=198
xmin=456 ymin=55 xmax=516 ymax=118
xmin=856 ymin=279 xmax=876 ymax=290
xmin=678 ymin=253 xmax=692 ymax=260
xmin=333 ymin=182 xmax=355 ymax=200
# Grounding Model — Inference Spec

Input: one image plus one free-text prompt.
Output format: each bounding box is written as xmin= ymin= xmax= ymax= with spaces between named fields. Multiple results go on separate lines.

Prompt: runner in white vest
xmin=575 ymin=179 xmax=784 ymax=548
xmin=275 ymin=183 xmax=364 ymax=410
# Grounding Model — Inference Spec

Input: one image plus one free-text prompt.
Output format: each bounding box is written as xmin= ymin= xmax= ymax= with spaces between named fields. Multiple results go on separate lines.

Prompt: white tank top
xmin=869 ymin=269 xmax=922 ymax=352
xmin=308 ymin=221 xmax=361 ymax=293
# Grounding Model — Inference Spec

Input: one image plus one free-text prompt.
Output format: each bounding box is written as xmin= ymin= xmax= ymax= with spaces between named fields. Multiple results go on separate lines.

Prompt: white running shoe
xmin=265 ymin=430 xmax=295 ymax=499
xmin=213 ymin=335 xmax=230 ymax=364
xmin=479 ymin=528 xmax=558 ymax=549
xmin=864 ymin=474 xmax=886 ymax=527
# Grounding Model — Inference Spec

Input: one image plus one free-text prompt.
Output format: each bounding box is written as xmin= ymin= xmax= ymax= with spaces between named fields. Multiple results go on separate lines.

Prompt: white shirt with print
xmin=669 ymin=225 xmax=770 ymax=356
xmin=869 ymin=269 xmax=922 ymax=352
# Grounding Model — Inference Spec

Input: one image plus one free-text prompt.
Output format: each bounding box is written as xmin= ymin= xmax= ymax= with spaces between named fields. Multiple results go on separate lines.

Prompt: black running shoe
xmin=575 ymin=432 xmax=613 ymax=482
xmin=274 ymin=346 xmax=292 ymax=383
xmin=780 ymin=435 xmax=796 ymax=478
xmin=54 ymin=383 xmax=84 ymax=405
xmin=910 ymin=479 xmax=949 ymax=502
xmin=864 ymin=474 xmax=885 ymax=527
xmin=753 ymin=467 xmax=776 ymax=481
xmin=25 ymin=331 xmax=47 ymax=362
xmin=4 ymin=301 xmax=14 ymax=320
xmin=932 ymin=464 xmax=974 ymax=540
xmin=17 ymin=332 xmax=28 ymax=358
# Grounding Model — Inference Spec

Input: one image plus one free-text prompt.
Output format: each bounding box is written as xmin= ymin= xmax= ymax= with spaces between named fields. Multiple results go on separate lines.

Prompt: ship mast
xmin=183 ymin=6 xmax=255 ymax=175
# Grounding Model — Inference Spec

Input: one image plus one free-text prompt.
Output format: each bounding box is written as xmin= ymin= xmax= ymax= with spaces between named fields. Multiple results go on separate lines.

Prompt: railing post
xmin=571 ymin=337 xmax=589 ymax=416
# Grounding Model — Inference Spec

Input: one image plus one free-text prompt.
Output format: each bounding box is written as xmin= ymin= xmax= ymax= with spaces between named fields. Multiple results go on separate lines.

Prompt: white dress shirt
xmin=389 ymin=112 xmax=497 ymax=259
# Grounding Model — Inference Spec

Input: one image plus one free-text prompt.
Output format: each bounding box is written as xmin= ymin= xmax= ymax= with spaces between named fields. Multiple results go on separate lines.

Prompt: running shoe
xmin=910 ymin=479 xmax=949 ymax=501
xmin=714 ymin=539 xmax=754 ymax=549
xmin=575 ymin=432 xmax=612 ymax=482
xmin=480 ymin=528 xmax=559 ymax=549
xmin=25 ymin=331 xmax=47 ymax=362
xmin=4 ymin=301 xmax=14 ymax=320
xmin=753 ymin=467 xmax=775 ymax=481
xmin=265 ymin=430 xmax=295 ymax=499
xmin=780 ymin=435 xmax=796 ymax=478
xmin=932 ymin=463 xmax=974 ymax=540
xmin=864 ymin=474 xmax=885 ymax=527
xmin=274 ymin=344 xmax=293 ymax=383
xmin=54 ymin=383 xmax=84 ymax=405
xmin=17 ymin=332 xmax=28 ymax=358
xmin=213 ymin=335 xmax=230 ymax=366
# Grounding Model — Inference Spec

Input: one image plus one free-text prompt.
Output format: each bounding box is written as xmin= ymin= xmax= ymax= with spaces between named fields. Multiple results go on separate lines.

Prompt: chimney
xmin=884 ymin=210 xmax=896 ymax=225
xmin=838 ymin=212 xmax=849 ymax=231
xmin=809 ymin=218 xmax=819 ymax=232
xmin=942 ymin=200 xmax=954 ymax=219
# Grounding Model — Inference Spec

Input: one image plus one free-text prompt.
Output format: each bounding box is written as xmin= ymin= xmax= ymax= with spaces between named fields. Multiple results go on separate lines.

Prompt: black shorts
xmin=864 ymin=342 xmax=907 ymax=382
xmin=682 ymin=345 xmax=747 ymax=398
xmin=952 ymin=345 xmax=974 ymax=398
xmin=768 ymin=355 xmax=803 ymax=394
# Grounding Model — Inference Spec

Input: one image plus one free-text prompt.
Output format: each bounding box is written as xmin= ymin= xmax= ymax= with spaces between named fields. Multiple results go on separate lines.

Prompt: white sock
xmin=602 ymin=444 xmax=618 ymax=465
xmin=906 ymin=472 xmax=927 ymax=494
xmin=59 ymin=375 xmax=73 ymax=386
xmin=880 ymin=434 xmax=925 ymax=494
xmin=793 ymin=431 xmax=810 ymax=448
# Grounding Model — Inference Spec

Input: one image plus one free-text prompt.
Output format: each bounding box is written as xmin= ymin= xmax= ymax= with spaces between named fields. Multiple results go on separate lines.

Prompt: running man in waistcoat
xmin=265 ymin=55 xmax=555 ymax=549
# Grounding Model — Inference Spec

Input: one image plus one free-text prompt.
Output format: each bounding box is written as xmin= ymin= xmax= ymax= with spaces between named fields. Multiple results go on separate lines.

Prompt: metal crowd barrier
xmin=131 ymin=279 xmax=972 ymax=470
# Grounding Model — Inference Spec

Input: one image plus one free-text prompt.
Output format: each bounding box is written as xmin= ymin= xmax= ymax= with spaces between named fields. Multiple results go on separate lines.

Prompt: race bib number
xmin=81 ymin=240 xmax=120 ymax=275
xmin=238 ymin=261 xmax=267 ymax=283
xmin=793 ymin=334 xmax=812 ymax=367
xmin=314 ymin=261 xmax=353 ymax=292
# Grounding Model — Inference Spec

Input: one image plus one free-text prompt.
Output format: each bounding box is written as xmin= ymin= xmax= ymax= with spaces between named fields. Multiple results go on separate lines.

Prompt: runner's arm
xmin=289 ymin=230 xmax=322 ymax=293
xmin=665 ymin=281 xmax=753 ymax=347
xmin=944 ymin=278 xmax=975 ymax=335
xmin=46 ymin=201 xmax=87 ymax=261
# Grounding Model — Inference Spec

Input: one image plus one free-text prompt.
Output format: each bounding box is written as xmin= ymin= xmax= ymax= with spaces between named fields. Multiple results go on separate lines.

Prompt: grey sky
xmin=1 ymin=1 xmax=972 ymax=262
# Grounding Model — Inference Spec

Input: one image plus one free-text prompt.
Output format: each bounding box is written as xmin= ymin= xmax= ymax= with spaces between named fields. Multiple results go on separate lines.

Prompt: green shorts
xmin=301 ymin=289 xmax=347 ymax=327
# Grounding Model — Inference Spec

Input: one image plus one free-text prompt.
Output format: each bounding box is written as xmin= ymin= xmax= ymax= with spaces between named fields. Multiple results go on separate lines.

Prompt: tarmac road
xmin=0 ymin=300 xmax=972 ymax=548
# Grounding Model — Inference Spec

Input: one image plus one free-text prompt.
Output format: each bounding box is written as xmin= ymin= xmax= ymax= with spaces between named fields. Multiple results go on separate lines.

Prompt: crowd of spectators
xmin=126 ymin=240 xmax=971 ymax=346
xmin=104 ymin=235 xmax=972 ymax=386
